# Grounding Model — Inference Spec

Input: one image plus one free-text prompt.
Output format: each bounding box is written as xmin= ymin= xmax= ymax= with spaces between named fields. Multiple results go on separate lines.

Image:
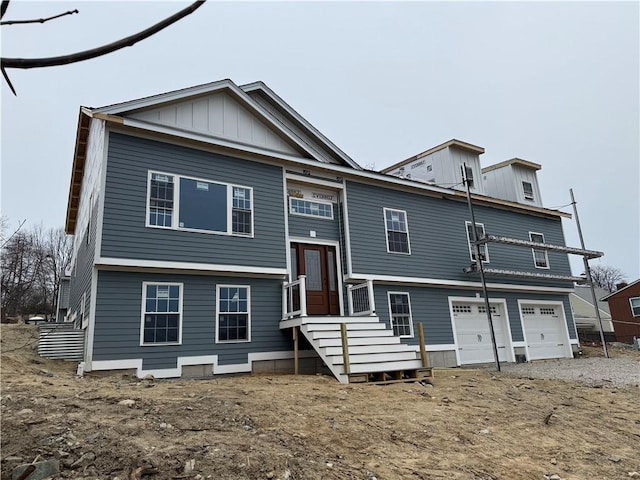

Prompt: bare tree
xmin=1 ymin=1 xmax=205 ymax=94
xmin=588 ymin=264 xmax=627 ymax=293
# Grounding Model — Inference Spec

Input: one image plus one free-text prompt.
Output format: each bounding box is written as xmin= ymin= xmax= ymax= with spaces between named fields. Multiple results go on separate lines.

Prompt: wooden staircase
xmin=280 ymin=315 xmax=427 ymax=384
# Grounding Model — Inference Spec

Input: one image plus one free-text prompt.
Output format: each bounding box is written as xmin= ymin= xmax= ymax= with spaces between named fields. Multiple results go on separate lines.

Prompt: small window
xmin=453 ymin=304 xmax=472 ymax=314
xmin=540 ymin=307 xmax=556 ymax=316
xmin=529 ymin=232 xmax=549 ymax=269
xmin=289 ymin=198 xmax=334 ymax=219
xmin=465 ymin=222 xmax=489 ymax=263
xmin=478 ymin=305 xmax=498 ymax=315
xmin=148 ymin=173 xmax=175 ymax=227
xmin=522 ymin=181 xmax=534 ymax=201
xmin=141 ymin=283 xmax=182 ymax=345
xmin=388 ymin=292 xmax=413 ymax=337
xmin=630 ymin=297 xmax=640 ymax=317
xmin=232 ymin=187 xmax=253 ymax=235
xmin=521 ymin=306 xmax=536 ymax=315
xmin=216 ymin=286 xmax=250 ymax=343
xmin=384 ymin=208 xmax=410 ymax=254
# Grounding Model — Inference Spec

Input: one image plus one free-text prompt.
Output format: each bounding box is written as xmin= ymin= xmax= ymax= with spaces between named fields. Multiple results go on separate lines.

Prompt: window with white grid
xmin=388 ymin=292 xmax=414 ymax=338
xmin=529 ymin=232 xmax=549 ymax=269
xmin=384 ymin=208 xmax=410 ymax=254
xmin=216 ymin=286 xmax=251 ymax=343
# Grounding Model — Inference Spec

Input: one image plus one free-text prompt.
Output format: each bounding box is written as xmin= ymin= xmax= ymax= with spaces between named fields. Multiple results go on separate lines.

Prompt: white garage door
xmin=521 ymin=304 xmax=569 ymax=360
xmin=452 ymin=302 xmax=510 ymax=364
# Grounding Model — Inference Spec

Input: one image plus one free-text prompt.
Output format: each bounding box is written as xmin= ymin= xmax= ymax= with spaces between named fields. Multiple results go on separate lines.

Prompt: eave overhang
xmin=64 ymin=108 xmax=92 ymax=234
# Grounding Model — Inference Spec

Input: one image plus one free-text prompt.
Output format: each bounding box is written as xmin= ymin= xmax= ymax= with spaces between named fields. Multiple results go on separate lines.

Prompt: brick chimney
xmin=616 ymin=282 xmax=628 ymax=290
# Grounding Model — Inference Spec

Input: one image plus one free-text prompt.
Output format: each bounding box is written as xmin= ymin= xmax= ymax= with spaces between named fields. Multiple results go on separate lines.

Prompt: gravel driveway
xmin=499 ymin=355 xmax=640 ymax=387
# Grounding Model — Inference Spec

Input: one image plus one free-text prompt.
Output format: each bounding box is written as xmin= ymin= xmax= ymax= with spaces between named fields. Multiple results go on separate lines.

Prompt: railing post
xmin=282 ymin=281 xmax=287 ymax=320
xmin=299 ymin=275 xmax=307 ymax=317
xmin=366 ymin=279 xmax=375 ymax=315
xmin=347 ymin=285 xmax=354 ymax=316
xmin=340 ymin=323 xmax=350 ymax=375
xmin=417 ymin=322 xmax=429 ymax=368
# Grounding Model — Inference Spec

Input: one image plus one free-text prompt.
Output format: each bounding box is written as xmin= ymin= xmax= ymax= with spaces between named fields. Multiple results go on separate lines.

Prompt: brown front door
xmin=291 ymin=243 xmax=340 ymax=315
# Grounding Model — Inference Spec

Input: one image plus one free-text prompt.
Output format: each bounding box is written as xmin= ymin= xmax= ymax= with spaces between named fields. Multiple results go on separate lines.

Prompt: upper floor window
xmin=141 ymin=283 xmax=182 ymax=345
xmin=630 ymin=297 xmax=640 ymax=317
xmin=384 ymin=208 xmax=410 ymax=254
xmin=146 ymin=171 xmax=253 ymax=237
xmin=529 ymin=232 xmax=549 ymax=269
xmin=465 ymin=221 xmax=489 ymax=263
xmin=216 ymin=285 xmax=251 ymax=343
xmin=388 ymin=292 xmax=414 ymax=337
xmin=522 ymin=181 xmax=534 ymax=201
xmin=289 ymin=198 xmax=334 ymax=219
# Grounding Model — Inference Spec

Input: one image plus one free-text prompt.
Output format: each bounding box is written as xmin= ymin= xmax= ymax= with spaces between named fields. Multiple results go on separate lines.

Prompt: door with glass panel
xmin=290 ymin=243 xmax=339 ymax=315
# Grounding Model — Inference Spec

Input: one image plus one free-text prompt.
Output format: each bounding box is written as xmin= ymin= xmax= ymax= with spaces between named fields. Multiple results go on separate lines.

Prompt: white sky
xmin=2 ymin=1 xmax=639 ymax=280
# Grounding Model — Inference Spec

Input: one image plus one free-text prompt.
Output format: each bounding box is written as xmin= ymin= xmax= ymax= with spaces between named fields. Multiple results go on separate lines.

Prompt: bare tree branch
xmin=1 ymin=1 xmax=205 ymax=70
xmin=1 ymin=218 xmax=26 ymax=248
xmin=1 ymin=1 xmax=9 ymax=21
xmin=1 ymin=66 xmax=15 ymax=95
xmin=0 ymin=8 xmax=78 ymax=26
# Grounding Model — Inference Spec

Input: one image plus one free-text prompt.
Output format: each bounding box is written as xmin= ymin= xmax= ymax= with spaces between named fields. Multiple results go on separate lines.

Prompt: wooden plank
xmin=417 ymin=322 xmax=429 ymax=368
xmin=340 ymin=323 xmax=350 ymax=375
xmin=293 ymin=326 xmax=299 ymax=375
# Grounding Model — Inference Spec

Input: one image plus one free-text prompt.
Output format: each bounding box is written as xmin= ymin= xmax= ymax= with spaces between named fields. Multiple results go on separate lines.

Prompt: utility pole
xmin=570 ymin=189 xmax=609 ymax=358
xmin=462 ymin=164 xmax=501 ymax=372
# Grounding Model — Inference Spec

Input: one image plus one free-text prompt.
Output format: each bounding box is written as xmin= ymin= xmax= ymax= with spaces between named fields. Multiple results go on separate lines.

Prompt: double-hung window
xmin=529 ymin=232 xmax=549 ymax=269
xmin=216 ymin=286 xmax=250 ymax=343
xmin=522 ymin=181 xmax=534 ymax=201
xmin=141 ymin=283 xmax=182 ymax=345
xmin=388 ymin=292 xmax=414 ymax=337
xmin=630 ymin=297 xmax=640 ymax=317
xmin=384 ymin=208 xmax=410 ymax=254
xmin=147 ymin=171 xmax=253 ymax=237
xmin=465 ymin=221 xmax=489 ymax=262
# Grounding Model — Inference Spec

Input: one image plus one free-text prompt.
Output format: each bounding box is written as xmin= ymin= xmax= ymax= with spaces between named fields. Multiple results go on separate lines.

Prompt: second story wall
xmin=345 ymin=179 xmax=572 ymax=287
xmin=101 ymin=133 xmax=287 ymax=269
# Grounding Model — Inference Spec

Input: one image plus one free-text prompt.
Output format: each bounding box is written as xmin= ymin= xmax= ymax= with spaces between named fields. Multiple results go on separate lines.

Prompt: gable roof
xmin=380 ymin=139 xmax=485 ymax=174
xmin=600 ymin=279 xmax=640 ymax=300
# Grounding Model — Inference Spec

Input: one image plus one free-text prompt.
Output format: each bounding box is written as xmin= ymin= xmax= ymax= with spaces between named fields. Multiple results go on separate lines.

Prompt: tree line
xmin=1 ymin=218 xmax=72 ymax=319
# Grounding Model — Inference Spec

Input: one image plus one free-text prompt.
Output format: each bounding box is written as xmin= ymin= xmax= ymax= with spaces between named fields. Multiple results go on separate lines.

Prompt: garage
xmin=451 ymin=301 xmax=512 ymax=365
xmin=520 ymin=303 xmax=571 ymax=360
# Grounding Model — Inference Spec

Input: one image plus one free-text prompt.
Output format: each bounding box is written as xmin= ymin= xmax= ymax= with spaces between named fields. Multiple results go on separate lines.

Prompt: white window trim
xmin=522 ymin=181 xmax=534 ymax=201
xmin=288 ymin=197 xmax=334 ymax=220
xmin=146 ymin=170 xmax=254 ymax=238
xmin=387 ymin=291 xmax=414 ymax=338
xmin=383 ymin=207 xmax=411 ymax=255
xmin=465 ymin=221 xmax=490 ymax=263
xmin=215 ymin=285 xmax=251 ymax=344
xmin=140 ymin=282 xmax=183 ymax=346
xmin=630 ymin=297 xmax=640 ymax=317
xmin=529 ymin=231 xmax=550 ymax=269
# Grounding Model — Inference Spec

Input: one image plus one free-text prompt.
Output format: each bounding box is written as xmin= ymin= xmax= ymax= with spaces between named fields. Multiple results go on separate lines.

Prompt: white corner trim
xmin=96 ymin=257 xmax=287 ymax=276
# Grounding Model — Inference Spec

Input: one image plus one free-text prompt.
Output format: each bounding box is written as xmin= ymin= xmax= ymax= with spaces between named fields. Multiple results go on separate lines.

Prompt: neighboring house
xmin=63 ymin=79 xmax=592 ymax=383
xmin=569 ymin=285 xmax=615 ymax=342
xmin=601 ymin=280 xmax=640 ymax=343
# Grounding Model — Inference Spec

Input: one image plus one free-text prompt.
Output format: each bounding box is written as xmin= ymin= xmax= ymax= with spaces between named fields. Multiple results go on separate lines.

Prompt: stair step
xmin=310 ymin=329 xmax=394 ymax=339
xmin=347 ymin=359 xmax=425 ymax=374
xmin=324 ymin=344 xmax=414 ymax=356
xmin=317 ymin=336 xmax=402 ymax=347
xmin=305 ymin=322 xmax=385 ymax=332
xmin=301 ymin=316 xmax=379 ymax=324
xmin=328 ymin=351 xmax=418 ymax=365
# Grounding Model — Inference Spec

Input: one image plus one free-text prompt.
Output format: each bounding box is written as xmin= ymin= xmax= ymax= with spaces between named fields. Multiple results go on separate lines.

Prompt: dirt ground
xmin=2 ymin=324 xmax=639 ymax=480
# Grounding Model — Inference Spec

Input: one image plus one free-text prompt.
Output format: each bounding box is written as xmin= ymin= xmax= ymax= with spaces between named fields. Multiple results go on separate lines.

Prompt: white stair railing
xmin=282 ymin=275 xmax=307 ymax=319
xmin=347 ymin=280 xmax=376 ymax=316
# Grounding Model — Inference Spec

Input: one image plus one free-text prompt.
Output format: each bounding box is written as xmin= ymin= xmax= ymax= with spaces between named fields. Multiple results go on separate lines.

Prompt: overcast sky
xmin=2 ymin=1 xmax=638 ymax=280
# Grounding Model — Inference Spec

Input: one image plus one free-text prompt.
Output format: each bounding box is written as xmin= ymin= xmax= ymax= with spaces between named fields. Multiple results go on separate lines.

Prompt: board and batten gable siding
xmin=346 ymin=180 xmax=572 ymax=288
xmin=372 ymin=285 xmax=576 ymax=345
xmin=93 ymin=271 xmax=289 ymax=370
xmin=101 ymin=133 xmax=286 ymax=268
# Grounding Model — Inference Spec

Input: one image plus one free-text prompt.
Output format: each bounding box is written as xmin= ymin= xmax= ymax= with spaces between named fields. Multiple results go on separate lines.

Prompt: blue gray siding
xmin=93 ymin=271 xmax=291 ymax=370
xmin=373 ymin=284 xmax=576 ymax=345
xmin=101 ymin=133 xmax=286 ymax=268
xmin=68 ymin=201 xmax=98 ymax=325
xmin=346 ymin=180 xmax=573 ymax=288
xmin=288 ymin=211 xmax=340 ymax=241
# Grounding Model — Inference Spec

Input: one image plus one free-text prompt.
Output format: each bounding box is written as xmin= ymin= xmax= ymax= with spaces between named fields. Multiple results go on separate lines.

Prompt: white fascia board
xmin=240 ymin=81 xmax=362 ymax=170
xmin=348 ymin=273 xmax=574 ymax=294
xmin=97 ymin=257 xmax=287 ymax=277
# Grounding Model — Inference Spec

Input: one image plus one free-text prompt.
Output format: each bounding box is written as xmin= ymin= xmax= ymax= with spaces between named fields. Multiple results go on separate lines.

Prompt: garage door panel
xmin=521 ymin=304 xmax=569 ymax=360
xmin=453 ymin=302 xmax=510 ymax=364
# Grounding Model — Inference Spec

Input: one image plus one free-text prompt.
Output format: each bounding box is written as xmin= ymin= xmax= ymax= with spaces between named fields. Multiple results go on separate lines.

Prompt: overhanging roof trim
xmin=482 ymin=157 xmax=542 ymax=173
xmin=65 ymin=107 xmax=92 ymax=234
xmin=380 ymin=139 xmax=485 ymax=174
xmin=240 ymin=81 xmax=362 ymax=170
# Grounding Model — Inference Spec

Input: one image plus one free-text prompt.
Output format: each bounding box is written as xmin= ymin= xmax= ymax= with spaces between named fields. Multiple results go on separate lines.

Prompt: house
xmin=601 ymin=280 xmax=640 ymax=343
xmin=63 ymin=79 xmax=596 ymax=383
xmin=569 ymin=285 xmax=615 ymax=342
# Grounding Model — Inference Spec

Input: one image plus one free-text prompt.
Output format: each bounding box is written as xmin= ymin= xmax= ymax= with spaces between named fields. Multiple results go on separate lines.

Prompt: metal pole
xmin=570 ymin=189 xmax=608 ymax=358
xmin=462 ymin=164 xmax=501 ymax=372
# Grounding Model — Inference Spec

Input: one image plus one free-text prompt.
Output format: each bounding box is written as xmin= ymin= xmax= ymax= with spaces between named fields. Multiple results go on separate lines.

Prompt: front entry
xmin=291 ymin=243 xmax=340 ymax=315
